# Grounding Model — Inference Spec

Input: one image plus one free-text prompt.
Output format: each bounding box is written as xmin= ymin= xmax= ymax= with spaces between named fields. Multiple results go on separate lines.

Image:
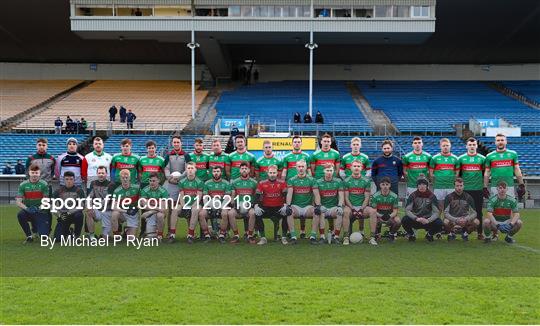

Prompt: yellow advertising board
xmin=247 ymin=137 xmax=317 ymax=151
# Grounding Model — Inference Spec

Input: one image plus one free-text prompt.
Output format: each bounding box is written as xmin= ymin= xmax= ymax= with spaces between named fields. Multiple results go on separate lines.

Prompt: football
xmin=350 ymin=232 xmax=364 ymax=244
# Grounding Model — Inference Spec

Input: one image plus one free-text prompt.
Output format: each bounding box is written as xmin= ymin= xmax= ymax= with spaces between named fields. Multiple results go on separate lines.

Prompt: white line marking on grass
xmin=512 ymin=244 xmax=540 ymax=254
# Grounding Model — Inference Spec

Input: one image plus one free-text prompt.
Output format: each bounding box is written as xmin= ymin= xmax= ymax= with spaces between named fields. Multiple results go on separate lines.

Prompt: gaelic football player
xmin=111 ymin=169 xmax=140 ymax=238
xmin=52 ymin=171 xmax=86 ymax=241
xmin=340 ymin=137 xmax=370 ymax=178
xmin=310 ymin=133 xmax=340 ymax=179
xmin=229 ymin=135 xmax=255 ymax=180
xmin=139 ymin=173 xmax=169 ymax=240
xmin=16 ymin=164 xmax=50 ymax=243
xmin=343 ymin=160 xmax=371 ymax=244
xmin=172 ymin=162 xmax=203 ymax=244
xmin=317 ymin=164 xmax=345 ymax=244
xmin=111 ymin=138 xmax=140 ymax=185
xmin=230 ymin=162 xmax=258 ymax=243
xmin=402 ymin=136 xmax=431 ymax=198
xmin=200 ymin=166 xmax=231 ymax=243
xmin=365 ymin=177 xmax=400 ymax=246
xmin=82 ymin=136 xmax=112 ymax=192
xmin=208 ymin=138 xmax=231 ymax=180
xmin=86 ymin=166 xmax=115 ymax=239
xmin=255 ymin=140 xmax=282 ymax=181
xmin=429 ymin=138 xmax=459 ymax=212
xmin=190 ymin=138 xmax=210 ymax=182
xmin=483 ymin=180 xmax=523 ymax=244
xmin=443 ymin=178 xmax=478 ymax=241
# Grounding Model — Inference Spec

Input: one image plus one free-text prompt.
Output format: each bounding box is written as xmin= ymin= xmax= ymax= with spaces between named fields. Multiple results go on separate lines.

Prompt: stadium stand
xmin=215 ymin=81 xmax=372 ymax=133
xmin=0 ymin=80 xmax=82 ymax=123
xmin=13 ymin=81 xmax=208 ymax=132
xmin=357 ymin=81 xmax=540 ymax=133
xmin=501 ymin=81 xmax=540 ymax=104
xmin=0 ymin=133 xmax=89 ymax=174
xmin=478 ymin=136 xmax=540 ymax=176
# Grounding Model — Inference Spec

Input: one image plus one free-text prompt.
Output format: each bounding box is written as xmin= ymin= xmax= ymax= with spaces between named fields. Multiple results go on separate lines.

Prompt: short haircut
xmin=97 ymin=166 xmax=107 ymax=171
xmin=195 ymin=138 xmax=204 ymax=144
xmin=212 ymin=166 xmax=222 ymax=172
xmin=235 ymin=134 xmax=245 ymax=141
xmin=323 ymin=163 xmax=334 ymax=170
xmin=63 ymin=171 xmax=75 ymax=178
xmin=145 ymin=140 xmax=156 ymax=148
xmin=467 ymin=137 xmax=477 ymax=143
xmin=380 ymin=176 xmax=391 ymax=184
xmin=121 ymin=138 xmax=132 ymax=146
xmin=263 ymin=139 xmax=272 ymax=146
xmin=292 ymin=135 xmax=302 ymax=141
xmin=29 ymin=164 xmax=40 ymax=172
xmin=497 ymin=180 xmax=507 ymax=188
xmin=172 ymin=134 xmax=182 ymax=141
xmin=455 ymin=177 xmax=464 ymax=184
xmin=296 ymin=159 xmax=307 ymax=166
xmin=351 ymin=137 xmax=361 ymax=143
xmin=149 ymin=172 xmax=159 ymax=179
xmin=212 ymin=138 xmax=221 ymax=144
xmin=440 ymin=138 xmax=451 ymax=144
xmin=495 ymin=133 xmax=506 ymax=138
xmin=36 ymin=138 xmax=48 ymax=144
xmin=351 ymin=159 xmax=363 ymax=166
xmin=322 ymin=133 xmax=332 ymax=139
xmin=381 ymin=140 xmax=393 ymax=148
xmin=239 ymin=161 xmax=249 ymax=168
xmin=268 ymin=164 xmax=278 ymax=171
xmin=413 ymin=136 xmax=422 ymax=142
xmin=93 ymin=137 xmax=103 ymax=142
xmin=186 ymin=161 xmax=196 ymax=167
xmin=120 ymin=169 xmax=131 ymax=177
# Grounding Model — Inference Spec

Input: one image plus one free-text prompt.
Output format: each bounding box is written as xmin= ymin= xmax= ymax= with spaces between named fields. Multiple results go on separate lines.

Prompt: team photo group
xmin=17 ymin=132 xmax=525 ymax=247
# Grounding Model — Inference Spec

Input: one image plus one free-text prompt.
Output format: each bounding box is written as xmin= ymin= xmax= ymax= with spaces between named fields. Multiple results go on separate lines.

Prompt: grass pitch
xmin=1 ymin=205 xmax=539 ymax=324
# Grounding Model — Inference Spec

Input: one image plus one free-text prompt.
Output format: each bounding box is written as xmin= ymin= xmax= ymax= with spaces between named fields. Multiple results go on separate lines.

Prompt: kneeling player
xmin=343 ymin=160 xmax=371 ymax=244
xmin=483 ymin=181 xmax=522 ymax=244
xmin=254 ymin=165 xmax=288 ymax=245
xmin=199 ymin=166 xmax=230 ymax=243
xmin=139 ymin=173 xmax=169 ymax=240
xmin=230 ymin=163 xmax=258 ymax=243
xmin=317 ymin=164 xmax=345 ymax=244
xmin=281 ymin=160 xmax=322 ymax=245
xmin=86 ymin=166 xmax=114 ymax=239
xmin=16 ymin=164 xmax=50 ymax=243
xmin=111 ymin=169 xmax=140 ymax=238
xmin=175 ymin=162 xmax=203 ymax=244
xmin=402 ymin=176 xmax=442 ymax=242
xmin=365 ymin=177 xmax=400 ymax=246
xmin=443 ymin=178 xmax=479 ymax=241
xmin=53 ymin=171 xmax=86 ymax=241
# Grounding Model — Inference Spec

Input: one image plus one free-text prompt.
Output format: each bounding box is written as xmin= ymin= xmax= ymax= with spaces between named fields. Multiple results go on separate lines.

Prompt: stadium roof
xmin=1 ymin=0 xmax=539 ymax=64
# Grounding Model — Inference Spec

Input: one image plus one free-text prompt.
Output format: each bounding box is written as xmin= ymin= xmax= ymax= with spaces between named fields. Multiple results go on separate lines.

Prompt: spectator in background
xmin=75 ymin=118 xmax=81 ymax=133
xmin=134 ymin=8 xmax=143 ymax=16
xmin=126 ymin=109 xmax=137 ymax=132
xmin=109 ymin=105 xmax=117 ymax=122
xmin=15 ymin=160 xmax=25 ymax=174
xmin=315 ymin=111 xmax=324 ymax=124
xmin=66 ymin=116 xmax=75 ymax=134
xmin=66 ymin=115 xmax=73 ymax=124
xmin=80 ymin=118 xmax=88 ymax=133
xmin=231 ymin=123 xmax=240 ymax=138
xmin=371 ymin=139 xmax=403 ymax=195
xmin=119 ymin=106 xmax=127 ymax=123
xmin=303 ymin=112 xmax=312 ymax=123
xmin=3 ymin=163 xmax=13 ymax=175
xmin=293 ymin=112 xmax=301 ymax=123
xmin=54 ymin=117 xmax=63 ymax=134
xmin=253 ymin=69 xmax=259 ymax=83
xmin=370 ymin=79 xmax=376 ymax=88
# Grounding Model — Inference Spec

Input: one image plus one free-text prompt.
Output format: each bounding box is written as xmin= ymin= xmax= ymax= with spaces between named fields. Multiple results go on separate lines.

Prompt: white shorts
xmin=234 ymin=206 xmax=251 ymax=217
xmin=321 ymin=206 xmax=340 ymax=218
xmin=291 ymin=205 xmax=313 ymax=218
xmin=434 ymin=188 xmax=454 ymax=201
xmin=166 ymin=182 xmax=181 ymax=202
xmin=119 ymin=212 xmax=139 ymax=229
xmin=350 ymin=206 xmax=368 ymax=219
xmin=490 ymin=186 xmax=515 ymax=197
xmin=145 ymin=214 xmax=157 ymax=235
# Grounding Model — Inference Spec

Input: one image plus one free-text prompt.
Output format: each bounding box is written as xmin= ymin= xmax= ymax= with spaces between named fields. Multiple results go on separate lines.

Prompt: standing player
xmin=483 ymin=181 xmax=523 ymax=243
xmin=365 ymin=177 xmax=400 ymax=246
xmin=371 ymin=140 xmax=403 ymax=195
xmin=402 ymin=136 xmax=431 ymax=198
xmin=163 ymin=134 xmax=192 ymax=200
xmin=111 ymin=138 xmax=140 ymax=185
xmin=52 ymin=171 xmax=86 ymax=241
xmin=56 ymin=137 xmax=86 ymax=187
xmin=254 ymin=165 xmax=288 ymax=245
xmin=175 ymin=162 xmax=204 ymax=244
xmin=458 ymin=137 xmax=485 ymax=239
xmin=483 ymin=133 xmax=525 ymax=199
xmin=281 ymin=160 xmax=322 ymax=245
xmin=310 ymin=133 xmax=340 ymax=180
xmin=317 ymin=164 xmax=345 ymax=244
xmin=208 ymin=138 xmax=231 ymax=180
xmin=139 ymin=173 xmax=169 ymax=240
xmin=229 ymin=163 xmax=258 ymax=243
xmin=282 ymin=135 xmax=311 ymax=237
xmin=228 ymin=135 xmax=255 ymax=180
xmin=429 ymin=138 xmax=459 ymax=213
xmin=82 ymin=136 xmax=112 ymax=192
xmin=340 ymin=137 xmax=370 ymax=178
xmin=343 ymin=160 xmax=371 ymax=244
xmin=138 ymin=140 xmax=166 ymax=188
xmin=85 ymin=166 xmax=115 ymax=239
xmin=255 ymin=140 xmax=282 ymax=180
xmin=111 ymin=169 xmax=140 ymax=238
xmin=16 ymin=164 xmax=50 ymax=243
xmin=200 ymin=166 xmax=231 ymax=243
xmin=443 ymin=178 xmax=478 ymax=241
xmin=190 ymin=138 xmax=210 ymax=182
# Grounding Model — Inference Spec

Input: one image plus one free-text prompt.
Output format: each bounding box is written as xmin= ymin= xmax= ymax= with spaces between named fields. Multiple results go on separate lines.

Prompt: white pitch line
xmin=511 ymin=244 xmax=540 ymax=254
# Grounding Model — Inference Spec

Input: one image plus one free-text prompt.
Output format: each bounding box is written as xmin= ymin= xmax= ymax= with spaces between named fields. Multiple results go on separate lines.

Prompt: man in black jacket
xmin=109 ymin=105 xmax=118 ymax=122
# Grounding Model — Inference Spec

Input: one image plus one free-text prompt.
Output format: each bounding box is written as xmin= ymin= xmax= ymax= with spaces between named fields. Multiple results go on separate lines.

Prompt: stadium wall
xmin=0 ymin=62 xmax=206 ymax=80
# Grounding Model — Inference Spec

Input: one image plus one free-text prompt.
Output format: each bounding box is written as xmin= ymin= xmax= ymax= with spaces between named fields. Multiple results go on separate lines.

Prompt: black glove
xmin=126 ymin=207 xmax=138 ymax=216
xmin=516 ymin=184 xmax=526 ymax=200
xmin=314 ymin=205 xmax=321 ymax=215
xmin=57 ymin=212 xmax=69 ymax=221
xmin=483 ymin=187 xmax=491 ymax=199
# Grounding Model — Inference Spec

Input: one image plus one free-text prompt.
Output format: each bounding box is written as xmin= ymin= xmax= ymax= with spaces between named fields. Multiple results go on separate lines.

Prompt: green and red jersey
xmin=113 ymin=184 xmax=140 ymax=208
xmin=228 ymin=150 xmax=256 ymax=180
xmin=208 ymin=151 xmax=230 ymax=175
xmin=179 ymin=177 xmax=204 ymax=207
xmin=370 ymin=191 xmax=399 ymax=215
xmin=341 ymin=152 xmax=370 ymax=177
xmin=316 ymin=177 xmax=343 ymax=208
xmin=255 ymin=155 xmax=282 ymax=180
xmin=485 ymin=149 xmax=519 ymax=187
xmin=138 ymin=155 xmax=165 ymax=185
xmin=17 ymin=179 xmax=49 ymax=208
xmin=203 ymin=179 xmax=230 ymax=199
xmin=402 ymin=151 xmax=432 ymax=188
xmin=487 ymin=195 xmax=518 ymax=221
xmin=310 ymin=148 xmax=341 ymax=179
xmin=282 ymin=151 xmax=311 ymax=180
xmin=190 ymin=152 xmax=210 ymax=181
xmin=231 ymin=177 xmax=258 ymax=203
xmin=140 ymin=185 xmax=169 ymax=200
xmin=429 ymin=153 xmax=459 ymax=189
xmin=287 ymin=175 xmax=318 ymax=208
xmin=343 ymin=175 xmax=371 ymax=207
xmin=111 ymin=153 xmax=140 ymax=184
xmin=458 ymin=153 xmax=485 ymax=191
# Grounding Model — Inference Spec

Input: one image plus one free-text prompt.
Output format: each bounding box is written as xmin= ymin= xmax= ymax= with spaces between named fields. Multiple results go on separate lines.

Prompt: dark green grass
xmin=1 ymin=206 xmax=539 ymax=324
